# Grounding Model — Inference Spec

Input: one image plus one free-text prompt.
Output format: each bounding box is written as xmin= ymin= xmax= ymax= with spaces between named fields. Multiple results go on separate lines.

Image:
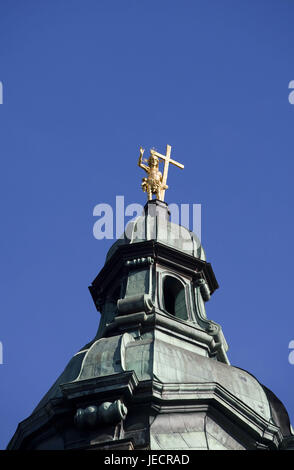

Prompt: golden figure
xmin=138 ymin=145 xmax=184 ymax=201
xmin=138 ymin=147 xmax=165 ymax=200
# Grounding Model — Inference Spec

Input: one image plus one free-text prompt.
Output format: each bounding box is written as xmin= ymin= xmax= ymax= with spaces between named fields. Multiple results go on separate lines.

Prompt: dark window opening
xmin=163 ymin=276 xmax=188 ymax=320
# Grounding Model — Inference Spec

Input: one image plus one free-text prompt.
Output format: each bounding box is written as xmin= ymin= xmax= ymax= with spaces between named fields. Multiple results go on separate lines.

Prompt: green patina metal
xmin=7 ymin=199 xmax=294 ymax=450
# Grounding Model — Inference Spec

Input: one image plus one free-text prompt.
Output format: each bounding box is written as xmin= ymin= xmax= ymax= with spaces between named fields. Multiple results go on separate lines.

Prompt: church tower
xmin=8 ymin=146 xmax=294 ymax=450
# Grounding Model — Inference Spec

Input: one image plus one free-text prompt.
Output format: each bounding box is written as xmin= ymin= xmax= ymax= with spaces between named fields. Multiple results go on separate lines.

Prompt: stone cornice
xmin=8 ymin=371 xmax=284 ymax=450
xmin=89 ymin=241 xmax=218 ymax=307
xmin=150 ymin=380 xmax=283 ymax=448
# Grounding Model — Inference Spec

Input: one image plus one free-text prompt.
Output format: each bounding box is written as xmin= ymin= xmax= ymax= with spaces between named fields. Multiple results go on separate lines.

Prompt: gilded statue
xmin=138 ymin=145 xmax=184 ymax=201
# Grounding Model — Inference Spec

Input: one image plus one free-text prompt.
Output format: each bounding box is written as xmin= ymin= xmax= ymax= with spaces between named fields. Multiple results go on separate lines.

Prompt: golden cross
xmin=150 ymin=145 xmax=184 ymax=200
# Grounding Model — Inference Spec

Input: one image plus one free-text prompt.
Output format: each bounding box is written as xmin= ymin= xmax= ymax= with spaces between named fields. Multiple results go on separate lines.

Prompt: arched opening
xmin=163 ymin=276 xmax=188 ymax=320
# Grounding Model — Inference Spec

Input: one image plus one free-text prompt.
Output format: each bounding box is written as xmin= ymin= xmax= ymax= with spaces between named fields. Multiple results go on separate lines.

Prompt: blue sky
xmin=1 ymin=0 xmax=294 ymax=448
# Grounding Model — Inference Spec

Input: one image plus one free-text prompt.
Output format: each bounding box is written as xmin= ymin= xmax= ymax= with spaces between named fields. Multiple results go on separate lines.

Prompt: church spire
xmin=8 ymin=144 xmax=294 ymax=451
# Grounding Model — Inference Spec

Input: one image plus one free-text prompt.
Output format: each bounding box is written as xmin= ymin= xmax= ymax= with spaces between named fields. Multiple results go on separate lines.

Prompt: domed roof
xmin=29 ymin=333 xmax=291 ymax=435
xmin=106 ymin=201 xmax=206 ymax=262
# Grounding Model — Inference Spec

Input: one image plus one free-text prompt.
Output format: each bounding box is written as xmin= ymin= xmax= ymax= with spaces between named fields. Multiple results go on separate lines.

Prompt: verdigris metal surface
xmin=152 ymin=332 xmax=271 ymax=421
xmin=7 ymin=200 xmax=294 ymax=450
xmin=33 ymin=349 xmax=88 ymax=413
xmin=72 ymin=331 xmax=270 ymax=422
xmin=76 ymin=333 xmax=134 ymax=380
xmin=150 ymin=413 xmax=246 ymax=450
xmin=106 ymin=201 xmax=206 ymax=263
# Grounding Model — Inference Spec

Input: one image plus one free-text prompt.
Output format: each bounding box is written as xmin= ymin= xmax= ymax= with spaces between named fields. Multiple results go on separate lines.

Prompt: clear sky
xmin=0 ymin=0 xmax=294 ymax=449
